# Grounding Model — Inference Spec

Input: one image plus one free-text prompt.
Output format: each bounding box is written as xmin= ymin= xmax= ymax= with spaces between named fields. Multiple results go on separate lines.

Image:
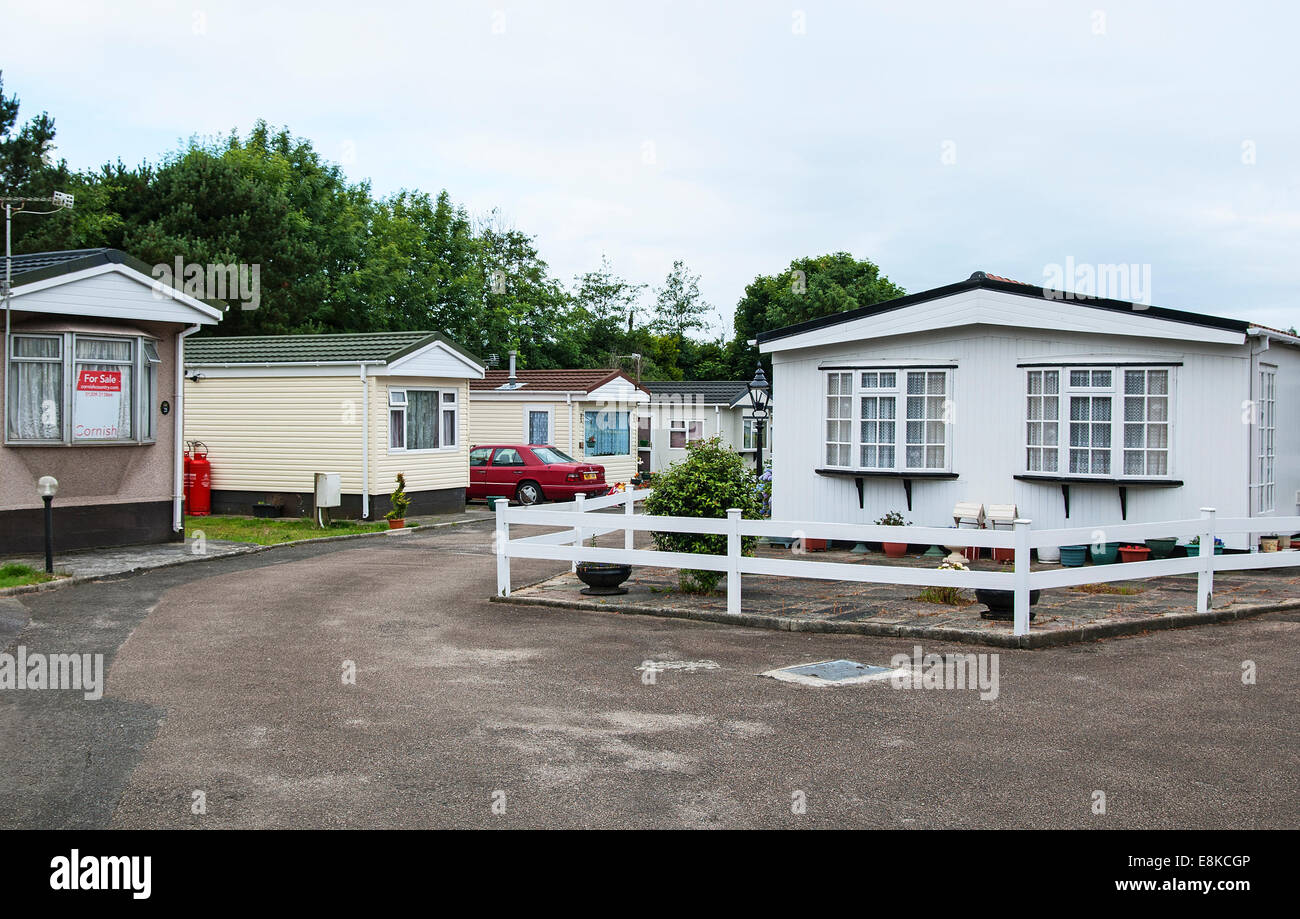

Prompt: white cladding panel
xmin=771 ymin=326 xmax=1254 ymax=543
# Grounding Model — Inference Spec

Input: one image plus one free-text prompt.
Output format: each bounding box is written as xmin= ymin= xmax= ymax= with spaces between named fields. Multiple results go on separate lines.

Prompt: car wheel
xmin=516 ymin=481 xmax=543 ymax=506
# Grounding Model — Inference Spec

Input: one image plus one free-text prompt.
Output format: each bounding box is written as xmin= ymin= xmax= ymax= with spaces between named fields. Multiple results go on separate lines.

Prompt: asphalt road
xmin=2 ymin=520 xmax=1297 ymax=829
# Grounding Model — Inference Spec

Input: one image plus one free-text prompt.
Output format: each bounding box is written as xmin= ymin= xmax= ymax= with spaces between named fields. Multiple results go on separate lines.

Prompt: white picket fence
xmin=494 ymin=492 xmax=1300 ymax=636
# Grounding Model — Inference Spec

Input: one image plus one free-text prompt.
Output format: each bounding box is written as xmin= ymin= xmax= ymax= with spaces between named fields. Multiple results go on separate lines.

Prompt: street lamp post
xmin=37 ymin=476 xmax=59 ymax=574
xmin=747 ymin=364 xmax=771 ymax=475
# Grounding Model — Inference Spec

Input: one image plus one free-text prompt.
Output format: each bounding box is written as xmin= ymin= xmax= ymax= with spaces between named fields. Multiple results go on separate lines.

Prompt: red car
xmin=468 ymin=445 xmax=607 ymax=505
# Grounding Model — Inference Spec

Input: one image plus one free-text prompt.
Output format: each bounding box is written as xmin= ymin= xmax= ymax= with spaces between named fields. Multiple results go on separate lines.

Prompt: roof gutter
xmin=1247 ymin=326 xmax=1300 ymax=347
xmin=185 ymin=360 xmax=389 ymax=368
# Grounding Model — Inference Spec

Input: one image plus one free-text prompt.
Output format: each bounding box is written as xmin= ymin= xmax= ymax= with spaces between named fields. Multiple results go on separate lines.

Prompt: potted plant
xmin=1187 ymin=536 xmax=1224 ymax=555
xmin=1261 ymin=534 xmax=1279 ymax=552
xmin=1118 ymin=544 xmax=1151 ymax=563
xmin=876 ymin=510 xmax=910 ymax=558
xmin=385 ymin=472 xmax=411 ymax=529
xmin=576 ymin=537 xmax=632 ymax=595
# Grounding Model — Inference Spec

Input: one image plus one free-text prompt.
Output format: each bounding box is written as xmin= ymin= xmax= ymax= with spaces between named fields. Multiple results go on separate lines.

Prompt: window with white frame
xmin=389 ymin=387 xmax=457 ymax=451
xmin=1257 ymin=366 xmax=1276 ymax=512
xmin=822 ymin=369 xmax=950 ymax=471
xmin=1025 ymin=369 xmax=1060 ymax=472
xmin=1024 ymin=366 xmax=1174 ymax=478
xmin=669 ymin=418 xmax=703 ymax=449
xmin=6 ymin=332 xmax=160 ymax=445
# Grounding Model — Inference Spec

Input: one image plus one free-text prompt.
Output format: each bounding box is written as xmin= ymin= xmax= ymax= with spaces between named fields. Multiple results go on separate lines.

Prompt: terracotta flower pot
xmin=388 ymin=518 xmax=405 ymax=529
xmin=1118 ymin=545 xmax=1151 ymax=563
xmin=802 ymin=538 xmax=828 ymax=552
xmin=883 ymin=541 xmax=908 ymax=558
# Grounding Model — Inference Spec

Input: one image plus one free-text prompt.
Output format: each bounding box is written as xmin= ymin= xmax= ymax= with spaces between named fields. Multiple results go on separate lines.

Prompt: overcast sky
xmin=4 ymin=1 xmax=1298 ymax=333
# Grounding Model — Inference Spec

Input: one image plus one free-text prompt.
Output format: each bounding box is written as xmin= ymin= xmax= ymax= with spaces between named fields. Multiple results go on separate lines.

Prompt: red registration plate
xmin=583 ymin=472 xmax=597 ymax=481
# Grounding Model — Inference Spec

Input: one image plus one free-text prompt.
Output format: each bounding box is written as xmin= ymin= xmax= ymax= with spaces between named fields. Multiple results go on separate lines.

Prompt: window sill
xmin=1014 ymin=474 xmax=1183 ymax=520
xmin=5 ymin=439 xmax=155 ymax=448
xmin=815 ymin=468 xmax=959 ymax=511
xmin=1013 ymin=475 xmax=1182 ymax=487
xmin=815 ymin=468 xmax=958 ymax=479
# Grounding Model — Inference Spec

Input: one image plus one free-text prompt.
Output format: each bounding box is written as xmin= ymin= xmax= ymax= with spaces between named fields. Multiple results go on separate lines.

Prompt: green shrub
xmin=643 ymin=436 xmax=763 ymax=593
xmin=386 ymin=472 xmax=411 ymax=520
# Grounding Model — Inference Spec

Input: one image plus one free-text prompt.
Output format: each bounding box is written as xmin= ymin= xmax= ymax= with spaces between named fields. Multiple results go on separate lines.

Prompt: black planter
xmin=252 ymin=504 xmax=284 ymax=518
xmin=576 ymin=562 xmax=632 ymax=596
xmin=975 ymin=588 xmax=1041 ymax=621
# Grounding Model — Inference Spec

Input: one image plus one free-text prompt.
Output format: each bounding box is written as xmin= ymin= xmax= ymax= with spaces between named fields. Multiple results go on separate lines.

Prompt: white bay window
xmin=1024 ymin=366 xmax=1173 ymax=478
xmin=823 ymin=369 xmax=951 ymax=471
xmin=6 ymin=332 xmax=159 ymax=445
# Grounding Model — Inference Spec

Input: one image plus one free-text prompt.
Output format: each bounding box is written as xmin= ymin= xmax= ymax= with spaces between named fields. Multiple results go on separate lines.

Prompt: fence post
xmin=1013 ymin=518 xmax=1031 ymax=637
xmin=624 ymin=489 xmax=635 ymax=550
xmin=726 ymin=508 xmax=742 ymax=616
xmin=1198 ymin=507 xmax=1216 ymax=614
xmin=571 ymin=493 xmax=585 ymax=572
xmin=495 ymin=497 xmax=510 ymax=597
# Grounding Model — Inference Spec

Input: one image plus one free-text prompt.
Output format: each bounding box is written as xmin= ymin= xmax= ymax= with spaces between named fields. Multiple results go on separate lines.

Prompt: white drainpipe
xmin=361 ymin=363 xmax=370 ymax=519
xmin=567 ymin=392 xmax=574 ymax=454
xmin=173 ymin=324 xmax=201 ymax=535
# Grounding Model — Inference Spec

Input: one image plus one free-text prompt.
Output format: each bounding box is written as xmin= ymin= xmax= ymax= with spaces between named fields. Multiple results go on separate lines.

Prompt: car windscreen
xmin=531 ymin=447 xmax=576 ymax=464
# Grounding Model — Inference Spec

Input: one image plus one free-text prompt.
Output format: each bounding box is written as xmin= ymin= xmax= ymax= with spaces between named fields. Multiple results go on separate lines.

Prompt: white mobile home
xmin=639 ymin=381 xmax=771 ymax=476
xmin=758 ymin=271 xmax=1299 ymax=549
xmin=468 ymin=364 xmax=648 ymax=486
xmin=184 ymin=332 xmax=484 ymax=517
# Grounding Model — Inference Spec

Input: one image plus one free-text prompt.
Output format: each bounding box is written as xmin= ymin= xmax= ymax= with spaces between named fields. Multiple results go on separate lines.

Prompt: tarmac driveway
xmin=2 ymin=519 xmax=1298 ymax=829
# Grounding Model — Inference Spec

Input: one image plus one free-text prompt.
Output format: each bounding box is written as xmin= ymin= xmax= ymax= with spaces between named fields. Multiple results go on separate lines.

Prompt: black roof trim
xmin=8 ymin=248 xmax=227 ymax=311
xmin=755 ymin=273 xmax=1251 ymax=345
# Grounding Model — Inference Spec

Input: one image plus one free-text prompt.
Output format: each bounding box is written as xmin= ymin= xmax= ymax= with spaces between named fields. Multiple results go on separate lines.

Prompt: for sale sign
xmin=74 ymin=369 xmax=126 ymax=439
xmin=77 ymin=370 xmax=122 ymax=392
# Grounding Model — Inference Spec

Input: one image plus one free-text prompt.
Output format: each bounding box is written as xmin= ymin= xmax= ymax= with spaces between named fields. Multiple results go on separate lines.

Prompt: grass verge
xmin=184 ymin=515 xmax=390 ymax=546
xmin=0 ymin=562 xmax=60 ymax=589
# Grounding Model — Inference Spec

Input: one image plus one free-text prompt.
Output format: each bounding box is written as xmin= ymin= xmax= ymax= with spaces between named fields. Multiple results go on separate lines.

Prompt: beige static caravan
xmin=184 ymin=331 xmax=484 ymax=518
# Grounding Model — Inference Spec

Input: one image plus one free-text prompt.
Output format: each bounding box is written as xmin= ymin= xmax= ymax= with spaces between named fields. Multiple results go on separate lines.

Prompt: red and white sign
xmin=77 ymin=370 xmax=122 ymax=392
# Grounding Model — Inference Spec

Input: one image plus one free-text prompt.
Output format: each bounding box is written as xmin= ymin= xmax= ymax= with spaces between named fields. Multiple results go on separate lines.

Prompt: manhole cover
xmin=763 ymin=658 xmax=904 ymax=687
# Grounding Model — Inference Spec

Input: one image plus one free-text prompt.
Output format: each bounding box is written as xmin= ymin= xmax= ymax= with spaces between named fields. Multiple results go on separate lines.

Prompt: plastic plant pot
xmin=1059 ymin=545 xmax=1089 ymax=567
xmin=1145 ymin=537 xmax=1177 ymax=559
xmin=1090 ymin=542 xmax=1121 ymax=564
xmin=1037 ymin=545 xmax=1061 ymax=563
xmin=1118 ymin=545 xmax=1151 ymax=563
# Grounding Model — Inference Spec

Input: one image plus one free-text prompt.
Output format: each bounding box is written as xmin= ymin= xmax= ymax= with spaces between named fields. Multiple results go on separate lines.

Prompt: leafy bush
xmin=386 ymin=472 xmax=411 ymax=520
xmin=644 ymin=436 xmax=764 ymax=593
xmin=875 ymin=510 xmax=909 ymax=526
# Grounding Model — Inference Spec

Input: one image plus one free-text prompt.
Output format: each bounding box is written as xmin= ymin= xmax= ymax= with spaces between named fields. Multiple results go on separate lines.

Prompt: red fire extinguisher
xmin=188 ymin=441 xmax=212 ymax=517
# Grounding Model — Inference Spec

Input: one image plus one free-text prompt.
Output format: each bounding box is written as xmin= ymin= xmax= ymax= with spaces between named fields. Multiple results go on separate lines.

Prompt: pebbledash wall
xmin=183 ymin=333 xmax=484 ymax=518
xmin=1 ymin=249 xmax=222 ymax=554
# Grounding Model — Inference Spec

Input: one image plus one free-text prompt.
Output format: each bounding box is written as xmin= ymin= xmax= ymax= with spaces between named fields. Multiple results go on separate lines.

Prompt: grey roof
xmin=7 ymin=248 xmax=115 ymax=279
xmin=643 ymin=380 xmax=750 ymax=406
xmin=186 ymin=331 xmax=481 ymax=366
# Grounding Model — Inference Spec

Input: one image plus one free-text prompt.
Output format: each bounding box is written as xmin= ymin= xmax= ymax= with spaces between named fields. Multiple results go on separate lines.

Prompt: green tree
xmin=729 ymin=252 xmax=905 ymax=376
xmin=652 ymin=259 xmax=711 ymax=340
